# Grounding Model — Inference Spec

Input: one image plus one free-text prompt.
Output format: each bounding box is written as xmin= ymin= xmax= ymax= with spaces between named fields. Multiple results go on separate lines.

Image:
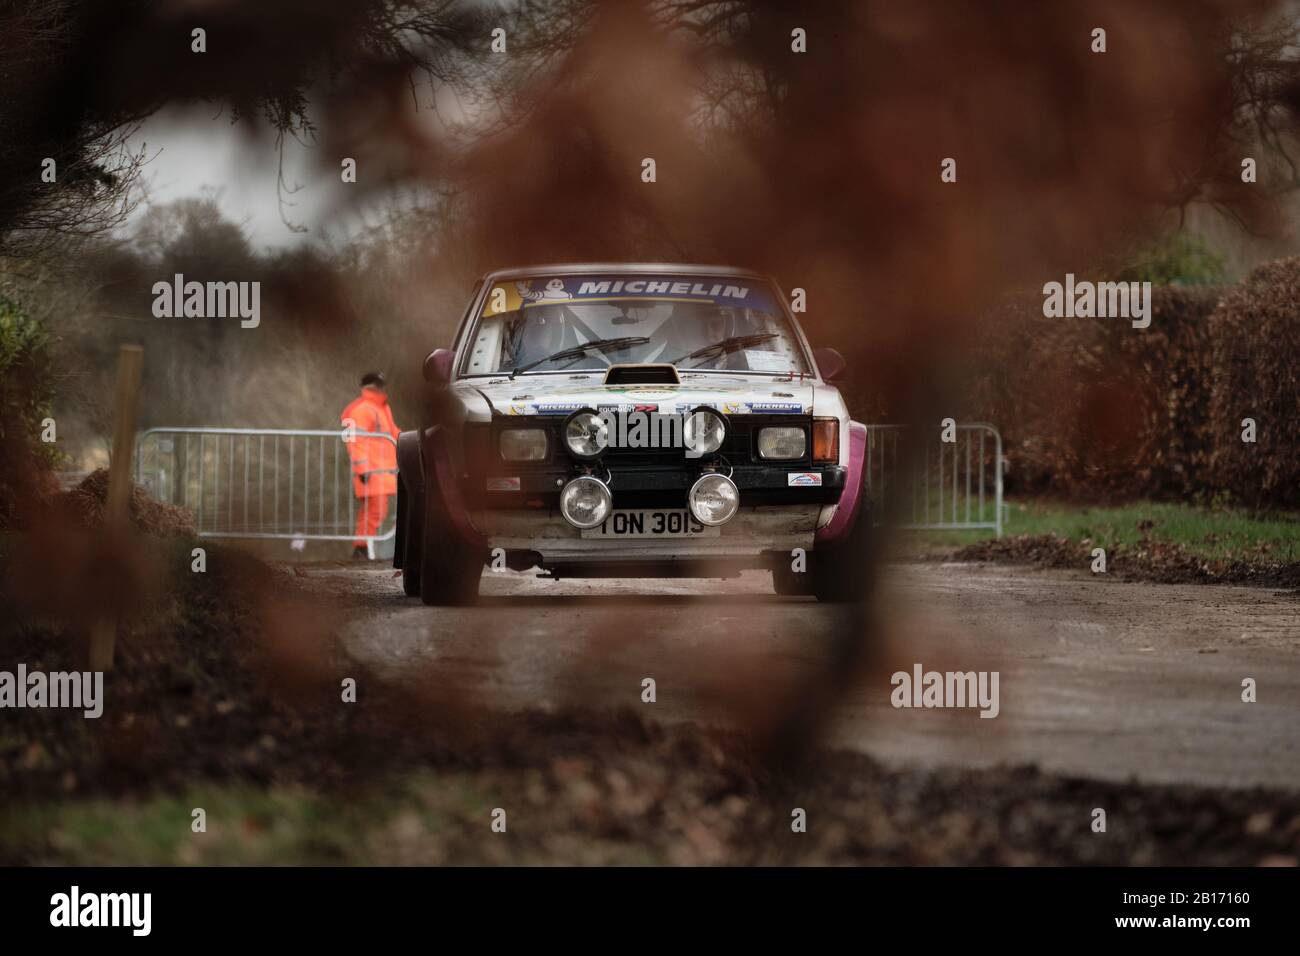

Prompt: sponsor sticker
xmin=787 ymin=472 xmax=822 ymax=487
xmin=750 ymin=402 xmax=805 ymax=414
xmin=482 ymin=274 xmax=778 ymax=316
xmin=486 ymin=477 xmax=521 ymax=492
xmin=742 ymin=349 xmax=793 ymax=373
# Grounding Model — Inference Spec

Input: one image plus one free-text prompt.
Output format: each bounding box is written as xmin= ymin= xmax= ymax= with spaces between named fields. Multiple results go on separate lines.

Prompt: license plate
xmin=581 ymin=509 xmax=719 ymax=538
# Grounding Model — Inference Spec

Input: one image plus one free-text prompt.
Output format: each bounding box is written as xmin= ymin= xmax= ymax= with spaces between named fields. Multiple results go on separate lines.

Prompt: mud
xmin=5 ymin=551 xmax=1300 ymax=864
xmin=955 ymin=533 xmax=1300 ymax=588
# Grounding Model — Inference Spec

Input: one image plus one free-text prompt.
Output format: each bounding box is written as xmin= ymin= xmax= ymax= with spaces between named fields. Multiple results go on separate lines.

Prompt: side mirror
xmin=423 ymin=349 xmax=454 ymax=387
xmin=813 ymin=347 xmax=846 ymax=383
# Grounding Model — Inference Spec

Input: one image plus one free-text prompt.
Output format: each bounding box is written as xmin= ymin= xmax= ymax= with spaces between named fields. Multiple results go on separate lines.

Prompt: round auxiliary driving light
xmin=564 ymin=410 xmax=609 ymax=460
xmin=688 ymin=472 xmax=739 ymax=527
xmin=683 ymin=408 xmax=726 ymax=457
xmin=559 ymin=475 xmax=613 ymax=529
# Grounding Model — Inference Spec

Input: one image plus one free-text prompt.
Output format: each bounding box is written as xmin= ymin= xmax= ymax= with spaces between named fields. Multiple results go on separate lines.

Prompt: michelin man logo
xmin=517 ymin=278 xmax=571 ymax=303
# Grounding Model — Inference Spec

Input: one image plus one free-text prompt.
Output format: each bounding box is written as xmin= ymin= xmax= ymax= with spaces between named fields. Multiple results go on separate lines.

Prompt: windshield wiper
xmin=670 ymin=333 xmax=779 ymax=368
xmin=509 ymin=336 xmax=651 ymax=378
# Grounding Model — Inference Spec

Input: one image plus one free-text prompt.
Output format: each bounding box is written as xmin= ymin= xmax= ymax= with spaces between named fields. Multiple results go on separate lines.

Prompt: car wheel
xmin=811 ymin=494 xmax=874 ymax=603
xmin=418 ymin=469 xmax=482 ymax=607
xmin=771 ymin=560 xmax=812 ymax=596
xmin=398 ymin=480 xmax=423 ymax=598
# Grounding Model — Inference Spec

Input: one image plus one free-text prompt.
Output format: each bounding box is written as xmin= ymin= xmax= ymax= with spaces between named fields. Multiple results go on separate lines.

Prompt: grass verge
xmin=918 ymin=499 xmax=1300 ymax=561
xmin=896 ymin=499 xmax=1300 ymax=585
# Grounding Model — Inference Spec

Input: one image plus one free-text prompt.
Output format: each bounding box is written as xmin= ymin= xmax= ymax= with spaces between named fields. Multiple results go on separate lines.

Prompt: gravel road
xmin=329 ymin=562 xmax=1300 ymax=790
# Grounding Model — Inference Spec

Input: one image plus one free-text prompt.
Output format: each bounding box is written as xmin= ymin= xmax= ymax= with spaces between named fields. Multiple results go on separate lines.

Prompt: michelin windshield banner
xmin=482 ymin=275 xmax=779 ymax=316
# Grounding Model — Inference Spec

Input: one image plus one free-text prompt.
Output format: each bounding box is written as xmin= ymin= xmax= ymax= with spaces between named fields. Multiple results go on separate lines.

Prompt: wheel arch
xmin=813 ymin=419 xmax=868 ymax=548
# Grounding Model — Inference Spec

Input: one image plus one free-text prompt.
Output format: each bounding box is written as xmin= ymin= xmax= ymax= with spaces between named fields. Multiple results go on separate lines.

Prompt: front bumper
xmin=470 ymin=504 xmax=821 ymax=567
xmin=464 ymin=464 xmax=845 ymax=510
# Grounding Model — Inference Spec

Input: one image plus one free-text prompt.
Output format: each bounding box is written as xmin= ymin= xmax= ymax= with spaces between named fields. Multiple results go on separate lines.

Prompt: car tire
xmin=418 ymin=464 xmax=482 ymax=607
xmin=771 ymin=560 xmax=813 ymax=596
xmin=810 ymin=493 xmax=874 ymax=603
xmin=398 ymin=480 xmax=423 ymax=598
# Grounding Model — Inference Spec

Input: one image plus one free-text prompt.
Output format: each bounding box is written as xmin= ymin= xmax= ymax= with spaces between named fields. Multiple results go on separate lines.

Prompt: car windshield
xmin=460 ymin=273 xmax=810 ymax=376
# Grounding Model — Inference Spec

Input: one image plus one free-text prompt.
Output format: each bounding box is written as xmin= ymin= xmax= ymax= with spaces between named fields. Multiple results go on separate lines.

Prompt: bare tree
xmin=0 ymin=0 xmax=491 ymax=258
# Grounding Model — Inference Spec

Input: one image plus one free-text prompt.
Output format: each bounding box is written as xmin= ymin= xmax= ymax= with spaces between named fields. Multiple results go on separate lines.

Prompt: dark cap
xmin=360 ymin=371 xmax=386 ymax=388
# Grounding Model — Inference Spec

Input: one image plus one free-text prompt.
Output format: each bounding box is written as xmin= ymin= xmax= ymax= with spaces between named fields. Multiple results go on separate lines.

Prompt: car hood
xmin=470 ymin=375 xmax=817 ymax=417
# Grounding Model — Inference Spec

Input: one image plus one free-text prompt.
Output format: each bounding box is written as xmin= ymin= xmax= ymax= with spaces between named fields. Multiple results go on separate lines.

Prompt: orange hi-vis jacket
xmin=341 ymin=387 xmax=401 ymax=497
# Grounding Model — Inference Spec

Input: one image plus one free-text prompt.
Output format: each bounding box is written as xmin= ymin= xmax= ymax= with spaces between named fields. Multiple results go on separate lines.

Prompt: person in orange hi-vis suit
xmin=340 ymin=371 xmax=401 ymax=559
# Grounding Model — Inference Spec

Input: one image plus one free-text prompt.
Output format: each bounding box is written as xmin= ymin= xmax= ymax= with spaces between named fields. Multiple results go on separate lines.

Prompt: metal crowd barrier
xmin=133 ymin=427 xmax=398 ymax=548
xmin=133 ymin=423 xmax=1005 ymax=545
xmin=864 ymin=423 xmax=1006 ymax=537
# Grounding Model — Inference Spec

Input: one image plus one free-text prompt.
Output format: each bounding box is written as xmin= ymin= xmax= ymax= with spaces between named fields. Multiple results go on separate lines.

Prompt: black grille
xmin=474 ymin=414 xmax=811 ymax=470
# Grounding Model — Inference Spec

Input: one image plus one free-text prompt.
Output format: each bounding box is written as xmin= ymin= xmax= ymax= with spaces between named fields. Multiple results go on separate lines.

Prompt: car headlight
xmin=757 ymin=426 xmax=806 ymax=460
xmin=688 ymin=472 xmax=739 ymax=526
xmin=559 ymin=475 xmax=612 ymax=529
xmin=564 ymin=410 xmax=609 ymax=460
xmin=683 ymin=408 xmax=726 ymax=456
xmin=499 ymin=428 xmax=548 ymax=461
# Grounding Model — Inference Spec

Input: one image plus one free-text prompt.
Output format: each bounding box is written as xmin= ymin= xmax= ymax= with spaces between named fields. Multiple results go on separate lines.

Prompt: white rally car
xmin=395 ymin=264 xmax=872 ymax=605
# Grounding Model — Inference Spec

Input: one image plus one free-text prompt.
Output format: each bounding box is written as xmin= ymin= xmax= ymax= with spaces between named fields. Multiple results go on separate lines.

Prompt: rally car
xmin=394 ymin=264 xmax=872 ymax=605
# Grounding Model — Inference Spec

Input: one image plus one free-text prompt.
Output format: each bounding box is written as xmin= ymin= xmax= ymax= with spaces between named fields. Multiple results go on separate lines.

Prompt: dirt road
xmin=330 ymin=562 xmax=1300 ymax=791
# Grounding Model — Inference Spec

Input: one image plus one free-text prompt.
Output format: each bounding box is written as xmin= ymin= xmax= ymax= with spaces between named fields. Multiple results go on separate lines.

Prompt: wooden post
xmin=88 ymin=345 xmax=144 ymax=671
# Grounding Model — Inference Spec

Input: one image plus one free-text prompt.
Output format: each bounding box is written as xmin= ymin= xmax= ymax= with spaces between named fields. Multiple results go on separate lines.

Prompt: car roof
xmin=480 ymin=263 xmax=771 ymax=282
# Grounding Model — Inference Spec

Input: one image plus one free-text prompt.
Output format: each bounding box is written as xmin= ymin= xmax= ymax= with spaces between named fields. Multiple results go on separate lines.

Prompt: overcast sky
xmin=125 ymin=105 xmax=365 ymax=250
xmin=123 ymin=66 xmax=480 ymax=251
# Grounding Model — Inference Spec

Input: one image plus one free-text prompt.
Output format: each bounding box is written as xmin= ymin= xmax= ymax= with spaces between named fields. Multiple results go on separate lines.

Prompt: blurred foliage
xmin=0 ymin=295 xmax=63 ymax=470
xmin=1116 ymin=232 xmax=1227 ymax=285
xmin=1208 ymin=256 xmax=1300 ymax=509
xmin=965 ymin=254 xmax=1300 ymax=510
xmin=33 ymin=194 xmax=475 ymax=458
xmin=964 ymin=285 xmax=1224 ymax=503
xmin=0 ymin=0 xmax=493 ymax=256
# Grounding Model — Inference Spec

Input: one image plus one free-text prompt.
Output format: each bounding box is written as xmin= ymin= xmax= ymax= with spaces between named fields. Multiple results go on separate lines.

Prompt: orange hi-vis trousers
xmin=353 ymin=493 xmax=391 ymax=548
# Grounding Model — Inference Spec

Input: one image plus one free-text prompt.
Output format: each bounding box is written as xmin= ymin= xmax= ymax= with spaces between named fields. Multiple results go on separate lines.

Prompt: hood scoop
xmin=603 ymin=363 xmax=680 ymax=386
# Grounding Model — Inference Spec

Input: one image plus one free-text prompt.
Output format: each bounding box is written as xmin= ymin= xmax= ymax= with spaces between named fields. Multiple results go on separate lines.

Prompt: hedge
xmin=0 ymin=297 xmax=62 ymax=526
xmin=958 ymin=284 xmax=1224 ymax=500
xmin=1208 ymin=257 xmax=1300 ymax=509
